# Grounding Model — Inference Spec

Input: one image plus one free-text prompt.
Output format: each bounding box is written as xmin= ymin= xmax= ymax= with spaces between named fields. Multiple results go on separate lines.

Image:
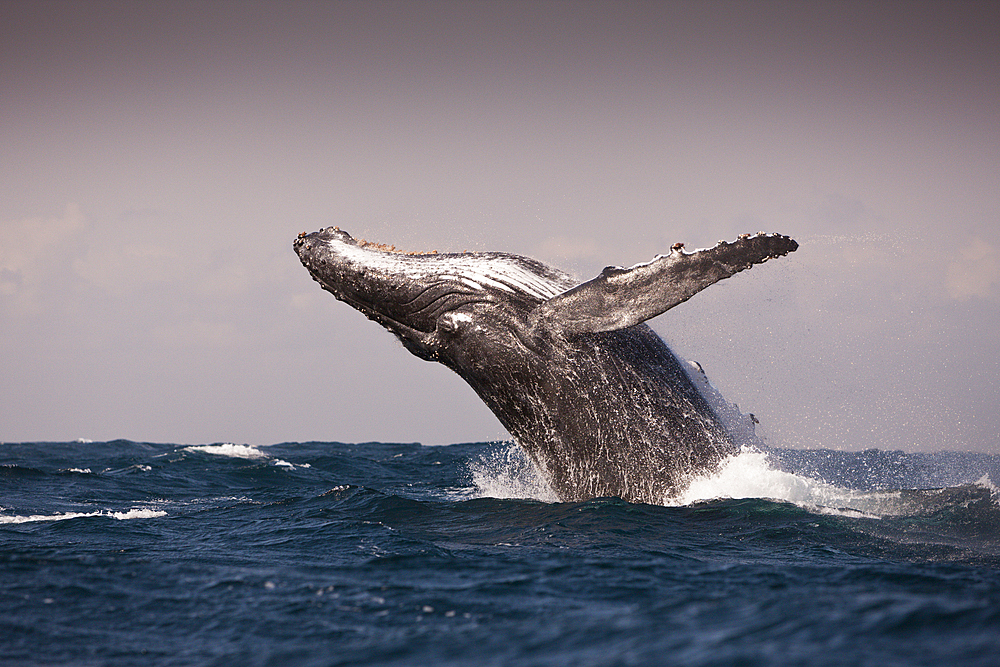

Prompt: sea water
xmin=2 ymin=440 xmax=999 ymax=666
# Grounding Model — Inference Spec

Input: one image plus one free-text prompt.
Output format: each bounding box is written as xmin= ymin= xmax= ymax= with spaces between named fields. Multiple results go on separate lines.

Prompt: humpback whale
xmin=294 ymin=227 xmax=797 ymax=503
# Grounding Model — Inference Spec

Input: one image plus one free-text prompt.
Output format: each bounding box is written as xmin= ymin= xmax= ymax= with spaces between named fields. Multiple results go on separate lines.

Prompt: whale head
xmin=293 ymin=227 xmax=575 ymax=364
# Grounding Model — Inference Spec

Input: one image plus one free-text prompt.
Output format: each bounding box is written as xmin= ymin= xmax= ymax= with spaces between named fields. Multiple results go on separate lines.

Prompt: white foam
xmin=109 ymin=508 xmax=168 ymax=520
xmin=669 ymin=447 xmax=911 ymax=518
xmin=181 ymin=443 xmax=309 ymax=469
xmin=184 ymin=443 xmax=267 ymax=459
xmin=467 ymin=442 xmax=559 ymax=502
xmin=467 ymin=443 xmax=911 ymax=517
xmin=670 ymin=448 xmax=837 ymax=506
xmin=0 ymin=508 xmax=167 ymax=524
xmin=974 ymin=475 xmax=1000 ymax=503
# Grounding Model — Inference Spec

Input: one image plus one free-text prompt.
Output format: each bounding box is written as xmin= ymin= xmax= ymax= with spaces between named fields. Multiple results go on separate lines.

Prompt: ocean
xmin=2 ymin=439 xmax=999 ymax=666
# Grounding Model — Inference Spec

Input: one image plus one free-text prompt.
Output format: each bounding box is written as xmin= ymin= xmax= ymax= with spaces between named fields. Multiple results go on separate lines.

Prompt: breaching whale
xmin=294 ymin=227 xmax=797 ymax=503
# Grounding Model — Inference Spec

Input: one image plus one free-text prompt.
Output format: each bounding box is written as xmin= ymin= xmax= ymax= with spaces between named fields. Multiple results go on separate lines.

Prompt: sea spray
xmin=466 ymin=443 xmax=998 ymax=520
xmin=467 ymin=441 xmax=559 ymax=502
xmin=670 ymin=447 xmax=870 ymax=508
xmin=465 ymin=442 xmax=850 ymax=508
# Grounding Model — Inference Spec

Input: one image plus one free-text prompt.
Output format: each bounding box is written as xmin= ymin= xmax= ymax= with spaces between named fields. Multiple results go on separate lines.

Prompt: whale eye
xmin=438 ymin=312 xmax=473 ymax=336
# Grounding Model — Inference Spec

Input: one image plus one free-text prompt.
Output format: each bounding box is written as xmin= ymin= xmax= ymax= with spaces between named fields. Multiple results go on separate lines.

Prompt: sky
xmin=2 ymin=0 xmax=998 ymax=453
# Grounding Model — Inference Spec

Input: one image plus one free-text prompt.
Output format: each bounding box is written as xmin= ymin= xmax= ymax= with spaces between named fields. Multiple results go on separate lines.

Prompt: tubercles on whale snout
xmin=295 ymin=226 xmax=445 ymax=257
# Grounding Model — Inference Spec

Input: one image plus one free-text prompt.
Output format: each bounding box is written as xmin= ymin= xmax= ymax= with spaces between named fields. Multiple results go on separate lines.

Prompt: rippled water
xmin=2 ymin=440 xmax=999 ymax=666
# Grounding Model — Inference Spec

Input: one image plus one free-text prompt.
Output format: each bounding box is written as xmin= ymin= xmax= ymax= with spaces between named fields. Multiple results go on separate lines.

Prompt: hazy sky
xmin=2 ymin=0 xmax=998 ymax=452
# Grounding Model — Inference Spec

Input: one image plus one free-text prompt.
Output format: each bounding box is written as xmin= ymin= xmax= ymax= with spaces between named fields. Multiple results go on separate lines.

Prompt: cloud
xmin=150 ymin=319 xmax=244 ymax=350
xmin=531 ymin=234 xmax=604 ymax=264
xmin=947 ymin=237 xmax=999 ymax=300
xmin=72 ymin=241 xmax=184 ymax=294
xmin=0 ymin=204 xmax=87 ymax=315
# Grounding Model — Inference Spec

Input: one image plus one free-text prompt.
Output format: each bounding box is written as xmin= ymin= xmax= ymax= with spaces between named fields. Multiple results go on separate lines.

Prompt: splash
xmin=467 ymin=443 xmax=846 ymax=508
xmin=975 ymin=475 xmax=1000 ymax=501
xmin=670 ymin=447 xmax=859 ymax=507
xmin=669 ymin=447 xmax=896 ymax=517
xmin=669 ymin=447 xmax=1000 ymax=518
xmin=465 ymin=443 xmax=844 ymax=508
xmin=467 ymin=442 xmax=559 ymax=502
xmin=466 ymin=443 xmax=995 ymax=518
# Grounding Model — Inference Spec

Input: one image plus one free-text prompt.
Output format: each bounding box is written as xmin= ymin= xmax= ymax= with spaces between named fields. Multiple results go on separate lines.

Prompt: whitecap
xmin=274 ymin=458 xmax=311 ymax=468
xmin=974 ymin=475 xmax=1000 ymax=504
xmin=181 ymin=443 xmax=310 ymax=469
xmin=109 ymin=508 xmax=168 ymax=520
xmin=669 ymin=447 xmax=911 ymax=518
xmin=0 ymin=508 xmax=167 ymax=524
xmin=183 ymin=443 xmax=267 ymax=459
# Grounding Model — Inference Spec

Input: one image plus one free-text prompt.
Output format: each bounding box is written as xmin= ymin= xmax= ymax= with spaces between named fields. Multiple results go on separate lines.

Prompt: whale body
xmin=294 ymin=227 xmax=797 ymax=503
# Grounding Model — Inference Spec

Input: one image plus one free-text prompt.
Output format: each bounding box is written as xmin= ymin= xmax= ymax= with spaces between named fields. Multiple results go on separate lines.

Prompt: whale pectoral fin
xmin=531 ymin=233 xmax=798 ymax=336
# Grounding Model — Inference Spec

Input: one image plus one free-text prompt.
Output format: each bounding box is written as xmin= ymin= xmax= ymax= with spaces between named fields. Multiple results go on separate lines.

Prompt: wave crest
xmin=468 ymin=444 xmax=999 ymax=520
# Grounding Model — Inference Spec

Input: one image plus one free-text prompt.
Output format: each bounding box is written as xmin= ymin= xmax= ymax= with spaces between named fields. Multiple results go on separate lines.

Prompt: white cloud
xmin=0 ymin=204 xmax=87 ymax=314
xmin=72 ymin=241 xmax=184 ymax=294
xmin=150 ymin=319 xmax=244 ymax=349
xmin=946 ymin=237 xmax=999 ymax=300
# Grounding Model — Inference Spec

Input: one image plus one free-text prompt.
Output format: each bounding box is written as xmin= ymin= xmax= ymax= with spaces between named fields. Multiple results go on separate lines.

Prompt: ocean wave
xmin=182 ymin=443 xmax=309 ymax=469
xmin=183 ymin=443 xmax=269 ymax=459
xmin=4 ymin=439 xmax=1000 ymax=667
xmin=466 ymin=443 xmax=1000 ymax=523
xmin=975 ymin=474 xmax=999 ymax=500
xmin=0 ymin=507 xmax=166 ymax=524
xmin=670 ymin=447 xmax=894 ymax=517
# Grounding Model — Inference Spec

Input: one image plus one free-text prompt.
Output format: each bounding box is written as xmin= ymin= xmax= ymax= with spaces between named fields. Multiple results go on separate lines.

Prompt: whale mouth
xmin=295 ymin=227 xmax=448 ymax=256
xmin=294 ymin=225 xmax=575 ymax=306
xmin=293 ymin=226 xmax=489 ymax=342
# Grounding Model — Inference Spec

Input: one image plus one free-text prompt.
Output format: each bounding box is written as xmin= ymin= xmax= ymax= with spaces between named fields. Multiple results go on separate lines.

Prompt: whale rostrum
xmin=294 ymin=227 xmax=798 ymax=503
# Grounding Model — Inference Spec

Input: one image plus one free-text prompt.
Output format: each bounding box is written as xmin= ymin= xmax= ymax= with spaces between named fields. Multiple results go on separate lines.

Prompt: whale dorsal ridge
xmin=531 ymin=233 xmax=798 ymax=336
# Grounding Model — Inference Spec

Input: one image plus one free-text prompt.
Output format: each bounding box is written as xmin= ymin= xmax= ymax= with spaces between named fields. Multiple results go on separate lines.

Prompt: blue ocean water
xmin=2 ymin=440 xmax=999 ymax=666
